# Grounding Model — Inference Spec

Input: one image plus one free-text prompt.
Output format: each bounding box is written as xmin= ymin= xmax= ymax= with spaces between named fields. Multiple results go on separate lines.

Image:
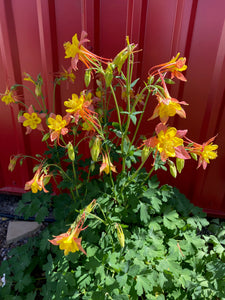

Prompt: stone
xmin=6 ymin=221 xmax=42 ymax=244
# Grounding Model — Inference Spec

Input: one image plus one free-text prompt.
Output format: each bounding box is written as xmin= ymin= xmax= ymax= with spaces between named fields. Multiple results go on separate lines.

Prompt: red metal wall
xmin=0 ymin=0 xmax=225 ymax=216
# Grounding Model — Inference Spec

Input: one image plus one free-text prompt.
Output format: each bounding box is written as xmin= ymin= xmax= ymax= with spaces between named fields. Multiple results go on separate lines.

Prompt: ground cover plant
xmin=0 ymin=32 xmax=224 ymax=299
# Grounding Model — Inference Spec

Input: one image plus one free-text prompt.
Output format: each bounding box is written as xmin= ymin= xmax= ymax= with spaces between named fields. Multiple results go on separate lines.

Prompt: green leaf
xmin=35 ymin=205 xmax=48 ymax=223
xmin=163 ymin=208 xmax=185 ymax=230
xmin=135 ymin=274 xmax=153 ymax=296
xmin=158 ymin=272 xmax=168 ymax=289
xmin=139 ymin=202 xmax=150 ymax=223
xmin=42 ymin=132 xmax=50 ymax=142
xmin=77 ymin=273 xmax=91 ymax=289
xmin=116 ymin=273 xmax=128 ymax=289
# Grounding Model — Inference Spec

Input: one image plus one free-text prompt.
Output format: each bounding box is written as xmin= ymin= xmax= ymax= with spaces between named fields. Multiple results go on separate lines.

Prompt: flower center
xmin=48 ymin=115 xmax=67 ymax=132
xmin=157 ymin=128 xmax=183 ymax=157
xmin=23 ymin=112 xmax=41 ymax=129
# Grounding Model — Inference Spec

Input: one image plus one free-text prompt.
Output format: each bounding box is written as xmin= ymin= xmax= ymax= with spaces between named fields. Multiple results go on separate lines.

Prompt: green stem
xmin=70 ymin=188 xmax=76 ymax=203
xmin=95 ymin=203 xmax=107 ymax=222
xmin=86 ymin=212 xmax=107 ymax=225
xmin=120 ymin=153 xmax=154 ymax=195
xmin=121 ymin=52 xmax=133 ymax=172
xmin=15 ymin=100 xmax=29 ymax=109
xmin=13 ymin=84 xmax=44 ymax=111
xmin=47 ymin=163 xmax=72 ymax=182
xmin=109 ymin=84 xmax=122 ymax=131
xmin=72 ymin=160 xmax=79 ymax=197
xmin=130 ymin=88 xmax=151 ymax=146
xmin=40 ymin=93 xmax=47 ymax=112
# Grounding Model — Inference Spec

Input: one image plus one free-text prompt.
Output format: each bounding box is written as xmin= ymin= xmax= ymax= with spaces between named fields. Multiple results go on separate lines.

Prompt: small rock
xmin=6 ymin=221 xmax=42 ymax=244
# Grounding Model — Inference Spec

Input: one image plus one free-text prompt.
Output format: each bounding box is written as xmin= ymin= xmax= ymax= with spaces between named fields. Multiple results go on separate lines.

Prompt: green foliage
xmin=1 ymin=174 xmax=225 ymax=299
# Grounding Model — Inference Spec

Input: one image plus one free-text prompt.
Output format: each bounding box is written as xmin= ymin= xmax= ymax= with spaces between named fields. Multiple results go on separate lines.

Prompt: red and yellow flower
xmin=19 ymin=105 xmax=46 ymax=134
xmin=149 ymin=52 xmax=187 ymax=82
xmin=155 ymin=124 xmax=190 ymax=161
xmin=64 ymin=31 xmax=110 ymax=71
xmin=25 ymin=165 xmax=51 ymax=193
xmin=100 ymin=153 xmax=117 ymax=175
xmin=47 ymin=113 xmax=70 ymax=143
xmin=49 ymin=213 xmax=87 ymax=256
xmin=187 ymin=136 xmax=218 ymax=169
xmin=64 ymin=92 xmax=98 ymax=127
xmin=149 ymin=92 xmax=188 ymax=124
xmin=1 ymin=88 xmax=17 ymax=105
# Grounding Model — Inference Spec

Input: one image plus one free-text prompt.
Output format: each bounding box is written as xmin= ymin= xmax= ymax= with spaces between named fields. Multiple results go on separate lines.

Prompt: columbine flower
xmin=64 ymin=92 xmax=98 ymax=126
xmin=25 ymin=165 xmax=50 ymax=193
xmin=59 ymin=67 xmax=76 ymax=83
xmin=64 ymin=31 xmax=110 ymax=71
xmin=8 ymin=155 xmax=21 ymax=172
xmin=155 ymin=123 xmax=190 ymax=162
xmin=149 ymin=93 xmax=188 ymax=124
xmin=100 ymin=153 xmax=117 ymax=175
xmin=47 ymin=113 xmax=70 ymax=143
xmin=187 ymin=136 xmax=218 ymax=169
xmin=1 ymin=88 xmax=16 ymax=105
xmin=49 ymin=213 xmax=87 ymax=256
xmin=149 ymin=52 xmax=187 ymax=81
xmin=18 ymin=105 xmax=46 ymax=134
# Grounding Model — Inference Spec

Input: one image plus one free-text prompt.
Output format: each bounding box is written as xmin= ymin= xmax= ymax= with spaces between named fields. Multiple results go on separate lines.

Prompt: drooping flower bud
xmin=8 ymin=155 xmax=19 ymax=172
xmin=167 ymin=160 xmax=177 ymax=178
xmin=67 ymin=142 xmax=75 ymax=161
xmin=105 ymin=63 xmax=114 ymax=87
xmin=176 ymin=158 xmax=185 ymax=173
xmin=141 ymin=146 xmax=151 ymax=163
xmin=115 ymin=223 xmax=125 ymax=248
xmin=90 ymin=136 xmax=101 ymax=162
xmin=84 ymin=68 xmax=92 ymax=87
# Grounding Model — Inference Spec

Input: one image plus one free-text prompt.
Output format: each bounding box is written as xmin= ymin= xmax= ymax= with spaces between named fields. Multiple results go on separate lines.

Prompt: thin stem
xmin=47 ymin=163 xmax=72 ymax=182
xmin=86 ymin=212 xmax=107 ymax=225
xmin=13 ymin=84 xmax=44 ymax=111
xmin=95 ymin=203 xmax=107 ymax=222
xmin=72 ymin=160 xmax=79 ymax=197
xmin=109 ymin=84 xmax=122 ymax=132
xmin=120 ymin=152 xmax=154 ymax=195
xmin=121 ymin=52 xmax=133 ymax=172
xmin=70 ymin=188 xmax=76 ymax=203
xmin=130 ymin=88 xmax=151 ymax=146
xmin=15 ymin=100 xmax=29 ymax=109
xmin=40 ymin=93 xmax=47 ymax=112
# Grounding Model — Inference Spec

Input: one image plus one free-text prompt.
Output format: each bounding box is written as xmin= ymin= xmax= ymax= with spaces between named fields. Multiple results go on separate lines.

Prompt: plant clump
xmin=0 ymin=32 xmax=223 ymax=300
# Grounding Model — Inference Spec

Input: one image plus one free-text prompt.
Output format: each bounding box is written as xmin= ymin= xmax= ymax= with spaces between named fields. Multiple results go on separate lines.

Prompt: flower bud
xmin=105 ymin=63 xmax=114 ymax=87
xmin=84 ymin=199 xmax=97 ymax=214
xmin=67 ymin=142 xmax=75 ymax=161
xmin=84 ymin=68 xmax=92 ymax=87
xmin=168 ymin=160 xmax=177 ymax=178
xmin=176 ymin=158 xmax=185 ymax=173
xmin=115 ymin=223 xmax=125 ymax=248
xmin=35 ymin=74 xmax=43 ymax=96
xmin=190 ymin=152 xmax=198 ymax=161
xmin=148 ymin=75 xmax=155 ymax=85
xmin=35 ymin=83 xmax=42 ymax=97
xmin=141 ymin=146 xmax=151 ymax=163
xmin=90 ymin=136 xmax=101 ymax=162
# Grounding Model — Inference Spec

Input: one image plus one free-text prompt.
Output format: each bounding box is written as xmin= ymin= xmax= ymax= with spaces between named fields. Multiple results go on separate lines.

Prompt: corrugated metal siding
xmin=0 ymin=0 xmax=225 ymax=216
